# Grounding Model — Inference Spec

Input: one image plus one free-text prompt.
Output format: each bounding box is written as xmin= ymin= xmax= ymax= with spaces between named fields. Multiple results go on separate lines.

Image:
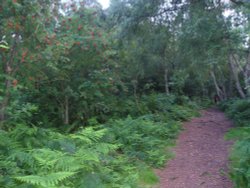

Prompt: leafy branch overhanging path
xmin=156 ymin=108 xmax=233 ymax=188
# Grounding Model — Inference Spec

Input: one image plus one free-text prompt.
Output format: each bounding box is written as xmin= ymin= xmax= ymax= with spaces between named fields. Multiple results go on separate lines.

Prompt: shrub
xmin=221 ymin=99 xmax=250 ymax=127
xmin=222 ymin=99 xmax=250 ymax=188
xmin=104 ymin=116 xmax=180 ymax=167
xmin=229 ymin=138 xmax=250 ymax=188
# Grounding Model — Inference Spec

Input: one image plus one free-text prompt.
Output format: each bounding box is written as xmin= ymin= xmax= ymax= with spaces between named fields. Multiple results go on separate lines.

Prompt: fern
xmin=15 ymin=172 xmax=75 ymax=187
xmin=75 ymin=148 xmax=100 ymax=163
xmin=32 ymin=149 xmax=65 ymax=169
xmin=95 ymin=143 xmax=120 ymax=154
xmin=55 ymin=156 xmax=82 ymax=172
xmin=70 ymin=127 xmax=107 ymax=143
xmin=0 ymin=93 xmax=198 ymax=188
xmin=104 ymin=116 xmax=180 ymax=167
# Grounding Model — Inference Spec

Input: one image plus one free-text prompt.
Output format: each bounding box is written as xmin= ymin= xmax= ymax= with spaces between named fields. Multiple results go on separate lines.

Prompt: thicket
xmin=0 ymin=94 xmax=199 ymax=188
xmin=220 ymin=99 xmax=250 ymax=188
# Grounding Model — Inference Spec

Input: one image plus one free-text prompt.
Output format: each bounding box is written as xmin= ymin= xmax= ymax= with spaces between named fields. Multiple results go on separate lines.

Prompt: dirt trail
xmin=156 ymin=108 xmax=233 ymax=188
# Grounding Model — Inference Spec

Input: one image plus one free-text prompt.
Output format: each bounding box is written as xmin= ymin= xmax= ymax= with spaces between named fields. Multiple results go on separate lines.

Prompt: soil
xmin=155 ymin=108 xmax=234 ymax=188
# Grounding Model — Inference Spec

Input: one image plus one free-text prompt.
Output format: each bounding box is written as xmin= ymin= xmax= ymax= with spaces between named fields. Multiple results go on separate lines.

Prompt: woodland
xmin=0 ymin=0 xmax=250 ymax=187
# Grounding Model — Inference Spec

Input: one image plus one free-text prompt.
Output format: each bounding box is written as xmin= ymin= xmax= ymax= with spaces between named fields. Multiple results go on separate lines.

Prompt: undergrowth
xmin=0 ymin=94 xmax=200 ymax=188
xmin=220 ymin=99 xmax=250 ymax=188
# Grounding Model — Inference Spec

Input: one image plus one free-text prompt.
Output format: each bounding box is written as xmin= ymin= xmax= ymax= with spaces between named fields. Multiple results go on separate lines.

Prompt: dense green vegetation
xmin=220 ymin=100 xmax=250 ymax=188
xmin=0 ymin=93 xmax=199 ymax=187
xmin=0 ymin=0 xmax=250 ymax=187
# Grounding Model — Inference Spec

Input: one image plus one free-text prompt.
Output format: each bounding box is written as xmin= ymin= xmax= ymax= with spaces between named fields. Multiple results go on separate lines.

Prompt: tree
xmin=0 ymin=0 xmax=55 ymax=121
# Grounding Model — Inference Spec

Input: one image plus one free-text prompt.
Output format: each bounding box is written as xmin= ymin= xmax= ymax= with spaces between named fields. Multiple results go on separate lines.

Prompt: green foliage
xmin=0 ymin=126 xmax=138 ymax=188
xmin=105 ymin=116 xmax=180 ymax=167
xmin=226 ymin=127 xmax=250 ymax=140
xmin=143 ymin=94 xmax=200 ymax=121
xmin=1 ymin=0 xmax=239 ymax=187
xmin=120 ymin=94 xmax=199 ymax=120
xmin=0 ymin=92 xmax=200 ymax=188
xmin=15 ymin=172 xmax=76 ymax=187
xmin=221 ymin=99 xmax=250 ymax=188
xmin=229 ymin=138 xmax=250 ymax=188
xmin=221 ymin=99 xmax=250 ymax=127
xmin=138 ymin=167 xmax=159 ymax=186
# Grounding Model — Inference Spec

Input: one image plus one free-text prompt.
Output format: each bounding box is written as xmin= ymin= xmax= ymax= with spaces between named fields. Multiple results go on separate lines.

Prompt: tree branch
xmin=230 ymin=0 xmax=244 ymax=5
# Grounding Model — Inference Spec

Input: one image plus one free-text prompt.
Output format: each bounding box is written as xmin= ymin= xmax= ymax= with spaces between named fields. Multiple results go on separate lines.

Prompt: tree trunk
xmin=228 ymin=67 xmax=234 ymax=98
xmin=221 ymin=84 xmax=227 ymax=100
xmin=164 ymin=68 xmax=170 ymax=95
xmin=244 ymin=52 xmax=250 ymax=97
xmin=210 ymin=70 xmax=225 ymax=101
xmin=229 ymin=55 xmax=246 ymax=99
xmin=132 ymin=78 xmax=142 ymax=113
xmin=61 ymin=103 xmax=64 ymax=123
xmin=64 ymin=96 xmax=69 ymax=124
xmin=0 ymin=79 xmax=12 ymax=121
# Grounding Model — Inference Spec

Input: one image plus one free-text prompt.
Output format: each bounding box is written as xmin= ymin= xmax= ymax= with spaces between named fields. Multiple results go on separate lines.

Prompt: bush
xmin=222 ymin=99 xmax=250 ymax=188
xmin=140 ymin=94 xmax=199 ymax=121
xmin=220 ymin=99 xmax=250 ymax=127
xmin=104 ymin=116 xmax=180 ymax=167
xmin=229 ymin=138 xmax=250 ymax=188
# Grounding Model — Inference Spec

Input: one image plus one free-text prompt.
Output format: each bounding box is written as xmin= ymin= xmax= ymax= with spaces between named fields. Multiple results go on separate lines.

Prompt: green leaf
xmin=15 ymin=172 xmax=75 ymax=187
xmin=0 ymin=44 xmax=9 ymax=49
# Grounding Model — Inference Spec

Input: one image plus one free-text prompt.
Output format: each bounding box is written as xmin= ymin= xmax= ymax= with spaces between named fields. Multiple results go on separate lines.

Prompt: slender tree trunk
xmin=229 ymin=55 xmax=246 ymax=99
xmin=210 ymin=70 xmax=224 ymax=101
xmin=132 ymin=78 xmax=142 ymax=113
xmin=221 ymin=84 xmax=227 ymax=100
xmin=164 ymin=68 xmax=170 ymax=95
xmin=228 ymin=67 xmax=234 ymax=98
xmin=0 ymin=80 xmax=11 ymax=121
xmin=202 ymin=84 xmax=207 ymax=97
xmin=61 ymin=103 xmax=64 ymax=123
xmin=64 ymin=96 xmax=69 ymax=124
xmin=244 ymin=52 xmax=250 ymax=97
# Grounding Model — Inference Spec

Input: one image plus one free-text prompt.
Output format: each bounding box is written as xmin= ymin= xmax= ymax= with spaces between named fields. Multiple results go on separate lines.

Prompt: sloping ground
xmin=156 ymin=108 xmax=233 ymax=188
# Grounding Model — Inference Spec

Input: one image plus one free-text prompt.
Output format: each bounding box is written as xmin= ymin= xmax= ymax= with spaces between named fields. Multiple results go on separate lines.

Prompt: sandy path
xmin=156 ymin=108 xmax=233 ymax=188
